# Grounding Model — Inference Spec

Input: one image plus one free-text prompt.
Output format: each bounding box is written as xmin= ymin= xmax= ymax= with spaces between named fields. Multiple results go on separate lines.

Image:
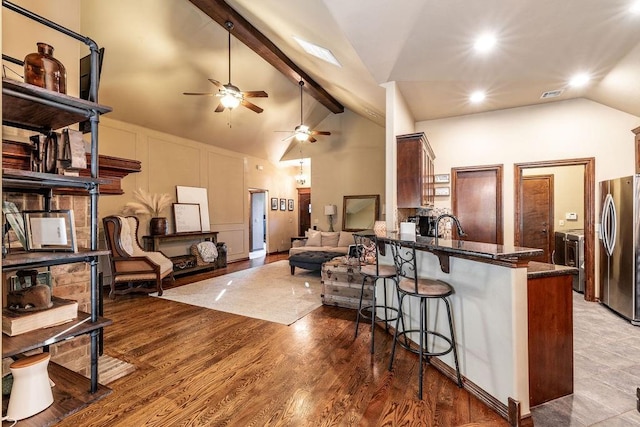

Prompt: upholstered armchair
xmin=102 ymin=215 xmax=173 ymax=299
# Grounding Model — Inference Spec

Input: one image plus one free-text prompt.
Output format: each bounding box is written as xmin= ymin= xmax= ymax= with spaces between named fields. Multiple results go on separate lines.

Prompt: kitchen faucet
xmin=434 ymin=214 xmax=466 ymax=244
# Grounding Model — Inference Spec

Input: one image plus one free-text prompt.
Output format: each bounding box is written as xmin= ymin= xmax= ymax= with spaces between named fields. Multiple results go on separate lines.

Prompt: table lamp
xmin=324 ymin=205 xmax=337 ymax=232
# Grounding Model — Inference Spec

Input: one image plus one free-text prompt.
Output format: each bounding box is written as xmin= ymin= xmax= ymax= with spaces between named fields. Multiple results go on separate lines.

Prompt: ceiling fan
xmin=183 ymin=21 xmax=267 ymax=113
xmin=283 ymin=81 xmax=331 ymax=142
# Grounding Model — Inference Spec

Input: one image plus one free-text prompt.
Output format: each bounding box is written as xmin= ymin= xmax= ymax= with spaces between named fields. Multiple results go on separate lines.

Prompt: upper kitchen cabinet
xmin=397 ymin=132 xmax=435 ymax=208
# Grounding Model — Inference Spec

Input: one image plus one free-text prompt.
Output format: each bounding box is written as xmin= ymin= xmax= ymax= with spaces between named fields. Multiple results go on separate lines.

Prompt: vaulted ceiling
xmin=80 ymin=0 xmax=640 ymax=163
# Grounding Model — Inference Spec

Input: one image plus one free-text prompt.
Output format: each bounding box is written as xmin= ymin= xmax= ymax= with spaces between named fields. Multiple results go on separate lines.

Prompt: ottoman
xmin=289 ymin=251 xmax=344 ymax=274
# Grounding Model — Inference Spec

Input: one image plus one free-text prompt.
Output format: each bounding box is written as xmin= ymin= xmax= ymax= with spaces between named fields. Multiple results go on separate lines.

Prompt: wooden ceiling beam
xmin=188 ymin=0 xmax=344 ymax=114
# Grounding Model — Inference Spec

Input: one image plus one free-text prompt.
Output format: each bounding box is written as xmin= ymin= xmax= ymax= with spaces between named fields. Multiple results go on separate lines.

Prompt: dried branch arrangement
xmin=122 ymin=188 xmax=172 ymax=217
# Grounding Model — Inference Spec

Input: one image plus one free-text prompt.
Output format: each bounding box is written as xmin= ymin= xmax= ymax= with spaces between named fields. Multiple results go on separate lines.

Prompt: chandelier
xmin=295 ymin=159 xmax=306 ymax=185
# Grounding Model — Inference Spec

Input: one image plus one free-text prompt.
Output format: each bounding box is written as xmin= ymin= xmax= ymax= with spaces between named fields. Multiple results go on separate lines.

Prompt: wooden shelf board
xmin=3 ymin=168 xmax=109 ymax=189
xmin=2 ymin=248 xmax=110 ymax=270
xmin=1 ymin=361 xmax=111 ymax=426
xmin=172 ymin=263 xmax=216 ymax=277
xmin=3 ymin=312 xmax=112 ymax=358
xmin=2 ymin=78 xmax=112 ymax=131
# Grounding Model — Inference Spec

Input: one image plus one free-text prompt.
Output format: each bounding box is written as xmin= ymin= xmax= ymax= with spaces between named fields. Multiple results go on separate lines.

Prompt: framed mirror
xmin=342 ymin=195 xmax=380 ymax=231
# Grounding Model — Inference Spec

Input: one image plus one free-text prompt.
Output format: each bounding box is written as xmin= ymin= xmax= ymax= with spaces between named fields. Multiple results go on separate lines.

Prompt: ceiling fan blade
xmin=241 ymin=99 xmax=264 ymax=114
xmin=281 ymin=134 xmax=295 ymax=141
xmin=309 ymin=136 xmax=317 ymax=143
xmin=183 ymin=92 xmax=215 ymax=96
xmin=242 ymin=90 xmax=268 ymax=98
xmin=214 ymin=102 xmax=226 ymax=113
xmin=310 ymin=130 xmax=331 ymax=136
xmin=208 ymin=79 xmax=224 ymax=89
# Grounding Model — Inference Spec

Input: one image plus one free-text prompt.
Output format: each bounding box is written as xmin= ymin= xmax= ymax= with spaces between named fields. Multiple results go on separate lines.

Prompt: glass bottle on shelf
xmin=24 ymin=42 xmax=67 ymax=93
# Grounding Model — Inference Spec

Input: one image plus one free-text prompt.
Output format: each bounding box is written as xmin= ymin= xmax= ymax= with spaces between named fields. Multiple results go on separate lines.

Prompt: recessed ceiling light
xmin=474 ymin=34 xmax=497 ymax=53
xmin=470 ymin=91 xmax=486 ymax=103
xmin=293 ymin=36 xmax=342 ymax=67
xmin=569 ymin=73 xmax=590 ymax=87
xmin=630 ymin=1 xmax=640 ymax=14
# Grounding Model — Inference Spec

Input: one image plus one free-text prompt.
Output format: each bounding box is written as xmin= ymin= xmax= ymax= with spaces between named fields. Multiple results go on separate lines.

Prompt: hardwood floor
xmin=60 ymin=253 xmax=508 ymax=426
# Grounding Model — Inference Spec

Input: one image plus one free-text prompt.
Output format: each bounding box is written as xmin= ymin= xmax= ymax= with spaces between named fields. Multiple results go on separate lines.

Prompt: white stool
xmin=6 ymin=352 xmax=54 ymax=421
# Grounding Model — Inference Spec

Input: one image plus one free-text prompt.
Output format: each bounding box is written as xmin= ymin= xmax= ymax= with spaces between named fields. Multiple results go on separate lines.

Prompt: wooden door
xmin=452 ymin=165 xmax=503 ymax=244
xmin=521 ymin=175 xmax=553 ymax=263
xmin=298 ymin=188 xmax=311 ymax=236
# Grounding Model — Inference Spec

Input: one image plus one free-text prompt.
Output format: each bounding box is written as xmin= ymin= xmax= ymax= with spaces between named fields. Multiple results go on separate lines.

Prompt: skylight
xmin=293 ymin=36 xmax=342 ymax=67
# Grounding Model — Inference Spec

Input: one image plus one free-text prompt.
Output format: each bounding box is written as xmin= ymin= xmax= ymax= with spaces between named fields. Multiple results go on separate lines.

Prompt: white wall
xmin=416 ymin=98 xmax=640 ymax=244
xmin=307 ymin=109 xmax=385 ymax=232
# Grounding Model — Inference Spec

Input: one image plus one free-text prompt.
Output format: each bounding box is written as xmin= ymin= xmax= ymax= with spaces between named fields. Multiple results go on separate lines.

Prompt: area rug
xmin=152 ymin=260 xmax=322 ymax=325
xmin=98 ymin=355 xmax=136 ymax=384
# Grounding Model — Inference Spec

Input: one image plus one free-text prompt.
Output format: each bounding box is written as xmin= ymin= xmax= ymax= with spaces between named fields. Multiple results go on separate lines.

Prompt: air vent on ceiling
xmin=541 ymin=89 xmax=563 ymax=99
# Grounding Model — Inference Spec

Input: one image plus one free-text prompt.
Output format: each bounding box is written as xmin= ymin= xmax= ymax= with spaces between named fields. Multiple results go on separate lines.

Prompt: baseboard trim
xmin=429 ymin=357 xmax=530 ymax=426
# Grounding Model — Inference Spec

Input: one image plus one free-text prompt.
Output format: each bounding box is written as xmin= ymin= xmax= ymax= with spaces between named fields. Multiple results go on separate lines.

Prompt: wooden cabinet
xmin=527 ymin=262 xmax=575 ymax=407
xmin=397 ymin=132 xmax=435 ymax=208
xmin=2 ymin=4 xmax=112 ymax=424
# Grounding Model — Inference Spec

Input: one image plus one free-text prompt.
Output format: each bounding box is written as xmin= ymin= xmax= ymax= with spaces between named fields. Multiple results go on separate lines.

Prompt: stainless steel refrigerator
xmin=599 ymin=176 xmax=640 ymax=325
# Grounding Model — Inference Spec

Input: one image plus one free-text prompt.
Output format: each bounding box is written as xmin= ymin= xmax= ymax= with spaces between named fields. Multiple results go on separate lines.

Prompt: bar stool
xmin=387 ymin=239 xmax=462 ymax=399
xmin=353 ymin=232 xmax=399 ymax=353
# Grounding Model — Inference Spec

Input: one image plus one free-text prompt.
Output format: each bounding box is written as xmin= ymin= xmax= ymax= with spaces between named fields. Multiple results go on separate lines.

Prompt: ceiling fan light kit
xmin=183 ymin=20 xmax=267 ymax=114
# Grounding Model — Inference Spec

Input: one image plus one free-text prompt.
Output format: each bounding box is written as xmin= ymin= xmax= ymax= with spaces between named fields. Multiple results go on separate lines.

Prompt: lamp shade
xmin=324 ymin=205 xmax=336 ymax=215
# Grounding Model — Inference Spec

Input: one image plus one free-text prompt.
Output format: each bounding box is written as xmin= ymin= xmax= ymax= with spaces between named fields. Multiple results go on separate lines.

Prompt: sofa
xmin=288 ymin=229 xmax=354 ymax=256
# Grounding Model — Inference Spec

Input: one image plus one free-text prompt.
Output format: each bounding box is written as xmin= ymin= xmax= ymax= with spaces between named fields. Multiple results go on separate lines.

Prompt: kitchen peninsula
xmin=374 ymin=231 xmax=574 ymax=424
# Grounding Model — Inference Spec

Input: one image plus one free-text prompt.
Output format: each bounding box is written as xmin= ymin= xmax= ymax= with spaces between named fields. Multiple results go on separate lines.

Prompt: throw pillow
xmin=337 ymin=231 xmax=354 ymax=247
xmin=197 ymin=241 xmax=218 ymax=262
xmin=306 ymin=229 xmax=322 ymax=246
xmin=321 ymin=232 xmax=339 ymax=247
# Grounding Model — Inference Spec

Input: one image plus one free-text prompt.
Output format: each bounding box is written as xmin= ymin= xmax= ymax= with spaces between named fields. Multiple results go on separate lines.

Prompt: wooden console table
xmin=142 ymin=231 xmax=218 ymax=252
xmin=142 ymin=231 xmax=224 ymax=277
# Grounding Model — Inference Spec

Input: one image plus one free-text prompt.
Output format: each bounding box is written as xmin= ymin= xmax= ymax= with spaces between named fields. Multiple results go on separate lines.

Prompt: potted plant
xmin=122 ymin=188 xmax=172 ymax=235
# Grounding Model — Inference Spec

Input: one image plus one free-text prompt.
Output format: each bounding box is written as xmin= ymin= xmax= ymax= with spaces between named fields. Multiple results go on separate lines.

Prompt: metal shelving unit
xmin=2 ymin=1 xmax=114 ymax=424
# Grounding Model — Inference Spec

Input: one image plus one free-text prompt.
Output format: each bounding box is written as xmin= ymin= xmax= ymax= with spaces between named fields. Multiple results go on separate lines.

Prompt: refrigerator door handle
xmin=602 ymin=193 xmax=616 ymax=256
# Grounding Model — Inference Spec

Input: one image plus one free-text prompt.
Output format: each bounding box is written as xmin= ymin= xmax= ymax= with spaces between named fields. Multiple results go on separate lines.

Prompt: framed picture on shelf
xmin=2 ymin=201 xmax=27 ymax=249
xmin=288 ymin=199 xmax=294 ymax=211
xmin=434 ymin=174 xmax=450 ymax=183
xmin=435 ymin=186 xmax=451 ymax=196
xmin=23 ymin=210 xmax=77 ymax=252
xmin=173 ymin=203 xmax=201 ymax=233
xmin=271 ymin=198 xmax=278 ymax=210
xmin=280 ymin=198 xmax=286 ymax=211
xmin=9 ymin=271 xmax=52 ymax=292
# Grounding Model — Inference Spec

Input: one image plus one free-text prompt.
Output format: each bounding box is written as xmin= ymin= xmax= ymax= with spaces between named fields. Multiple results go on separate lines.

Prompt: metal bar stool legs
xmin=389 ymin=293 xmax=463 ymax=399
xmin=355 ymin=275 xmax=399 ymax=354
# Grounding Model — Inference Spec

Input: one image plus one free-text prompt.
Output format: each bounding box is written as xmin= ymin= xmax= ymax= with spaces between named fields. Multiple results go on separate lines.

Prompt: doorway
xmin=514 ymin=158 xmax=595 ymax=301
xmin=249 ymin=190 xmax=266 ymax=256
xmin=298 ymin=188 xmax=311 ymax=236
xmin=520 ymin=175 xmax=554 ymax=263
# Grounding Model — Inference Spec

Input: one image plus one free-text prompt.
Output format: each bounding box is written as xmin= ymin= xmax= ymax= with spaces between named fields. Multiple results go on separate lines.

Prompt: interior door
xmin=250 ymin=191 xmax=265 ymax=252
xmin=298 ymin=188 xmax=311 ymax=236
xmin=452 ymin=165 xmax=503 ymax=244
xmin=521 ymin=175 xmax=553 ymax=263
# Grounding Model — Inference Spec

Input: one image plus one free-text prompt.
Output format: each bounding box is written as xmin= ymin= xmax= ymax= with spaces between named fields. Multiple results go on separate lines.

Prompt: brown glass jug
xmin=24 ymin=42 xmax=67 ymax=93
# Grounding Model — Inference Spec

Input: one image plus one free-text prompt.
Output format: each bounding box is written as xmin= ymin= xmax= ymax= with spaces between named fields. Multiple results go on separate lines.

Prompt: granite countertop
xmin=377 ymin=231 xmax=543 ymax=262
xmin=527 ymin=261 xmax=578 ymax=278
